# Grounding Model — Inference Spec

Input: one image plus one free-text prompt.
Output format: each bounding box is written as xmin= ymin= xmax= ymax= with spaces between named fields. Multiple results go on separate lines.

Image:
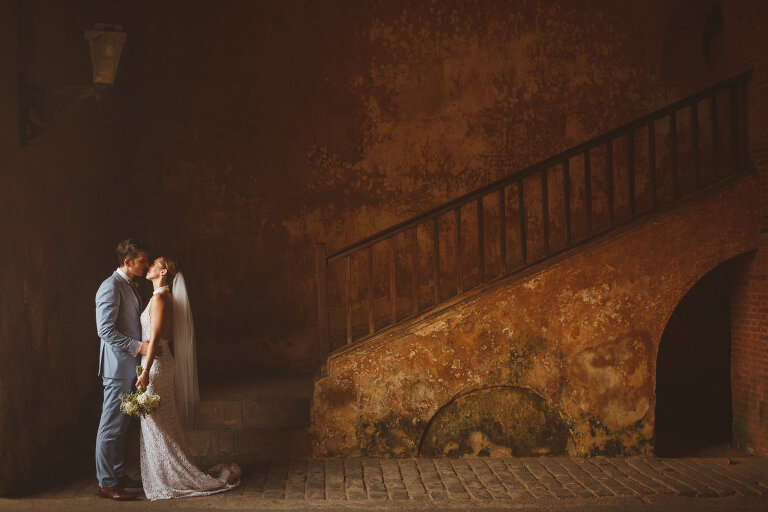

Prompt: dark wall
xmin=0 ymin=0 xmax=144 ymax=495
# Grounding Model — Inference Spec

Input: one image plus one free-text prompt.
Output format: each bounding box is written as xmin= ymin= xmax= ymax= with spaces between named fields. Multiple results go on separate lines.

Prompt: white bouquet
xmin=119 ymin=365 xmax=161 ymax=418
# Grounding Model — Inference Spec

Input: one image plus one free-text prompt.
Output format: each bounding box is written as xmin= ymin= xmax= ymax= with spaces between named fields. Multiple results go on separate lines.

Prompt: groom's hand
xmin=139 ymin=340 xmax=163 ymax=356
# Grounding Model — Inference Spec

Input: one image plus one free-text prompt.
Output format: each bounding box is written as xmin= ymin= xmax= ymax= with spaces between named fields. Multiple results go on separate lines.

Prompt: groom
xmin=95 ymin=239 xmax=154 ymax=501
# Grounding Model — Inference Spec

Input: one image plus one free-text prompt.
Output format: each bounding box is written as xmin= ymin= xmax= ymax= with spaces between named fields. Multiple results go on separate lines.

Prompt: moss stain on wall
xmin=419 ymin=386 xmax=571 ymax=457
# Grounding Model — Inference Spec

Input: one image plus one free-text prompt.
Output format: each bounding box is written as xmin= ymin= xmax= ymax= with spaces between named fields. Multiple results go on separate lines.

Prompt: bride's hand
xmin=136 ymin=370 xmax=149 ymax=391
xmin=139 ymin=340 xmax=163 ymax=356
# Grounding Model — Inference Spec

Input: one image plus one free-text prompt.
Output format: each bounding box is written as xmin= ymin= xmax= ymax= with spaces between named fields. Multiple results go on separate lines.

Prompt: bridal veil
xmin=171 ymin=272 xmax=200 ymax=427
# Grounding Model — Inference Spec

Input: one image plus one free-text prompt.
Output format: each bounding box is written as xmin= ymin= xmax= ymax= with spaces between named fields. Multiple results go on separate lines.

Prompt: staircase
xmin=309 ymin=72 xmax=757 ymax=459
xmin=314 ymin=71 xmax=753 ymax=365
xmin=187 ymin=376 xmax=313 ymax=466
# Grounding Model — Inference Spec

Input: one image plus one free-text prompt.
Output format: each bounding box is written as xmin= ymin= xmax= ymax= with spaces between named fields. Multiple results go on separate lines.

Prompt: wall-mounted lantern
xmin=84 ymin=24 xmax=127 ymax=85
xmin=18 ymin=23 xmax=127 ymax=147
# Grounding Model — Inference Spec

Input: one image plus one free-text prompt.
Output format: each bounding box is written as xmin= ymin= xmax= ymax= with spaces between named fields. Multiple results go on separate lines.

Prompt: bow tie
xmin=128 ymin=280 xmax=139 ymax=289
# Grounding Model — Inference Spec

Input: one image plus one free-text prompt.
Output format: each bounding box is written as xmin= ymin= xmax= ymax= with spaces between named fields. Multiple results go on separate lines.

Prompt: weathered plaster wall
xmin=124 ymin=0 xmax=722 ymax=377
xmin=0 ymin=0 xmax=145 ymax=495
xmin=311 ymin=176 xmax=757 ymax=457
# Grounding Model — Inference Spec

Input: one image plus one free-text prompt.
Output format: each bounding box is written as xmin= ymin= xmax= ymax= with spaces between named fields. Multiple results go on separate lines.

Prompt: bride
xmin=135 ymin=256 xmax=240 ymax=500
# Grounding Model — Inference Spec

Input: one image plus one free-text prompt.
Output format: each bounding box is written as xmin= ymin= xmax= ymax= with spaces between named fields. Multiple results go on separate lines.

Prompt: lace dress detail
xmin=139 ymin=298 xmax=240 ymax=500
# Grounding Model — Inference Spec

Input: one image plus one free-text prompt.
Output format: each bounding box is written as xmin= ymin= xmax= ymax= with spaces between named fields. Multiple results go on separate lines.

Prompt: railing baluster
xmin=433 ymin=217 xmax=440 ymax=304
xmin=368 ymin=246 xmax=374 ymax=335
xmin=648 ymin=121 xmax=657 ymax=207
xmin=477 ymin=198 xmax=485 ymax=283
xmin=345 ymin=255 xmax=352 ymax=345
xmin=411 ymin=228 xmax=419 ymax=314
xmin=542 ymin=170 xmax=550 ymax=254
xmin=563 ymin=160 xmax=571 ymax=247
xmin=389 ymin=237 xmax=397 ymax=324
xmin=692 ymin=103 xmax=700 ymax=188
xmin=712 ymin=93 xmax=719 ymax=179
xmin=314 ymin=243 xmax=330 ymax=368
xmin=730 ymin=85 xmax=739 ymax=174
xmin=584 ymin=150 xmax=592 ymax=235
xmin=670 ymin=111 xmax=678 ymax=198
xmin=519 ymin=180 xmax=527 ymax=264
xmin=455 ymin=208 xmax=462 ymax=295
xmin=499 ymin=188 xmax=506 ymax=274
xmin=628 ymin=130 xmax=636 ymax=215
xmin=606 ymin=140 xmax=614 ymax=226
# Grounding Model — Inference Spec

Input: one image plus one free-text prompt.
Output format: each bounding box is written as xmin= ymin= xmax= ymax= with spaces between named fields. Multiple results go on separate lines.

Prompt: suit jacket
xmin=96 ymin=270 xmax=142 ymax=379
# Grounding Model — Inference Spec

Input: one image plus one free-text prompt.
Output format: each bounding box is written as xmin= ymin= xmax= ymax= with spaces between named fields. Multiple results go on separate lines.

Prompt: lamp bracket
xmin=18 ymin=75 xmax=110 ymax=147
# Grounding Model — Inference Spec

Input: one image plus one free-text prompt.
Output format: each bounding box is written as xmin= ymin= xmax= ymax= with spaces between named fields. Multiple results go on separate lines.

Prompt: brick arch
xmin=651 ymin=249 xmax=755 ymax=373
xmin=653 ymin=251 xmax=753 ymax=456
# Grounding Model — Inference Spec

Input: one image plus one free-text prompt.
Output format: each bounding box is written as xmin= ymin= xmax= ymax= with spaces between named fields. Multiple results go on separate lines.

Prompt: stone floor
xmin=3 ymin=456 xmax=768 ymax=511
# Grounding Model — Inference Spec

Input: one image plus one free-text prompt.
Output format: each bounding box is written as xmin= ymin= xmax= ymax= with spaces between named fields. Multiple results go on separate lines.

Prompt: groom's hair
xmin=116 ymin=239 xmax=150 ymax=265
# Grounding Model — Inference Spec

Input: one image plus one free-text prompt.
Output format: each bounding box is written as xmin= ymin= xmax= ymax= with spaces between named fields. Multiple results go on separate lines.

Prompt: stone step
xmin=194 ymin=396 xmax=310 ymax=429
xmin=194 ymin=376 xmax=313 ymax=429
xmin=188 ymin=376 xmax=314 ymax=466
xmin=188 ymin=426 xmax=311 ymax=462
xmin=199 ymin=375 xmax=315 ymax=400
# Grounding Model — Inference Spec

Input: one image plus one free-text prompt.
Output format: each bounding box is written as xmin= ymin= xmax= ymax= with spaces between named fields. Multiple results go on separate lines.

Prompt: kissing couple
xmin=95 ymin=239 xmax=240 ymax=501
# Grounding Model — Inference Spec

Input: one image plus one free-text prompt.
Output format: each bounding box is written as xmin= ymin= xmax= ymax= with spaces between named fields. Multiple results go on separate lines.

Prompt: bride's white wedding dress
xmin=139 ymin=293 xmax=240 ymax=500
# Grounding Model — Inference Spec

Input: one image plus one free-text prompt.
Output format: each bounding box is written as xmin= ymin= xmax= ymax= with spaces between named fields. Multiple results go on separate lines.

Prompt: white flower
xmin=125 ymin=402 xmax=140 ymax=417
xmin=147 ymin=394 xmax=161 ymax=410
xmin=120 ymin=388 xmax=161 ymax=418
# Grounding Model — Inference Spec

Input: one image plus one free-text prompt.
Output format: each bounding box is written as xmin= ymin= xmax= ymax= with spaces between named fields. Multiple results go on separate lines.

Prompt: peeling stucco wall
xmin=420 ymin=386 xmax=571 ymax=457
xmin=311 ymin=176 xmax=757 ymax=457
xmin=125 ymin=0 xmax=722 ymax=377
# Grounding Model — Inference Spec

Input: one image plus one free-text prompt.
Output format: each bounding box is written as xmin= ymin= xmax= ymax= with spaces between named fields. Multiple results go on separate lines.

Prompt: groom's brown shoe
xmin=98 ymin=486 xmax=137 ymax=501
xmin=118 ymin=474 xmax=143 ymax=489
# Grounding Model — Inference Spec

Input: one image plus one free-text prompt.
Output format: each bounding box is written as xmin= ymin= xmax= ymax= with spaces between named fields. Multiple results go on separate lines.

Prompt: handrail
xmin=315 ymin=71 xmax=752 ymax=364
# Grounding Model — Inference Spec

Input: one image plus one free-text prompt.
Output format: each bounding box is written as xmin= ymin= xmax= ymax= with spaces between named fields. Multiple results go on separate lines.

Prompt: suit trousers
xmin=95 ymin=377 xmax=134 ymax=488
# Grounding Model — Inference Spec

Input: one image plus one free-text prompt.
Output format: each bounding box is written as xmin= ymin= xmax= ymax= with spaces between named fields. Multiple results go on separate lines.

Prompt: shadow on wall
xmin=418 ymin=386 xmax=572 ymax=457
xmin=654 ymin=252 xmax=748 ymax=456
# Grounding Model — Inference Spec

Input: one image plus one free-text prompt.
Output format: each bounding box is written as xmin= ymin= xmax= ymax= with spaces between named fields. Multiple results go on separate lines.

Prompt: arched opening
xmin=418 ymin=386 xmax=571 ymax=457
xmin=655 ymin=258 xmax=740 ymax=456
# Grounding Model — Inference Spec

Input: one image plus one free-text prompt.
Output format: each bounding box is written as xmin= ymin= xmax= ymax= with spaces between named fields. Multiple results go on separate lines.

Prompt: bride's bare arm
xmin=137 ymin=293 xmax=171 ymax=391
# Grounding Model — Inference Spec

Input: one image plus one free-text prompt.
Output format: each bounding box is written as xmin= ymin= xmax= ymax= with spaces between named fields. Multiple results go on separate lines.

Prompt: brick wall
xmin=723 ymin=0 xmax=768 ymax=454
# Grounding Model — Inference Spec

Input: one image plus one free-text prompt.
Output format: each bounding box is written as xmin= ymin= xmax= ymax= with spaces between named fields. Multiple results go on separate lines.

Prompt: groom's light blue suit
xmin=95 ymin=270 xmax=142 ymax=488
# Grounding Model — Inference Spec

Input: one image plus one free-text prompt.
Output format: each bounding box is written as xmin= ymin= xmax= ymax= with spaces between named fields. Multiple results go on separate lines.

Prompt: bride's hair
xmin=159 ymin=257 xmax=180 ymax=286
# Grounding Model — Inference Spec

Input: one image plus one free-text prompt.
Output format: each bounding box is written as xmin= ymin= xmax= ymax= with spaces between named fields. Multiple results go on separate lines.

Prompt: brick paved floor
xmin=2 ymin=456 xmax=767 ymax=511
xmin=242 ymin=456 xmax=768 ymax=501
